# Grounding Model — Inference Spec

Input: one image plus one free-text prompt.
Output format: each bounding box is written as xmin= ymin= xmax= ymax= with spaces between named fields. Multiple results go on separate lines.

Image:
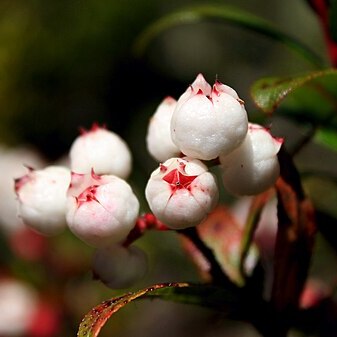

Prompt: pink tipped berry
xmin=145 ymin=157 xmax=219 ymax=229
xmin=15 ymin=166 xmax=71 ymax=235
xmin=69 ymin=124 xmax=132 ymax=179
xmin=220 ymin=123 xmax=283 ymax=196
xmin=93 ymin=243 xmax=148 ymax=289
xmin=66 ymin=170 xmax=139 ymax=247
xmin=171 ymin=74 xmax=248 ymax=160
xmin=0 ymin=279 xmax=38 ymax=336
xmin=146 ymin=96 xmax=180 ymax=162
xmin=0 ymin=145 xmax=45 ymax=233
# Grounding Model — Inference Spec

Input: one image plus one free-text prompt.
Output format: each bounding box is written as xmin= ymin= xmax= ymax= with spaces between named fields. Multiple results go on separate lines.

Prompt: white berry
xmin=171 ymin=74 xmax=248 ymax=160
xmin=15 ymin=166 xmax=71 ymax=235
xmin=69 ymin=124 xmax=132 ymax=179
xmin=220 ymin=123 xmax=283 ymax=196
xmin=146 ymin=96 xmax=180 ymax=162
xmin=66 ymin=171 xmax=139 ymax=247
xmin=0 ymin=279 xmax=38 ymax=336
xmin=0 ymin=145 xmax=45 ymax=233
xmin=145 ymin=157 xmax=219 ymax=229
xmin=93 ymin=244 xmax=148 ymax=289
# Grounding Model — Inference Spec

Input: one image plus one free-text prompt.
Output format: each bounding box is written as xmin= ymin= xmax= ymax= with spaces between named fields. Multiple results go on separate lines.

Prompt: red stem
xmin=309 ymin=0 xmax=337 ymax=66
xmin=123 ymin=213 xmax=169 ymax=247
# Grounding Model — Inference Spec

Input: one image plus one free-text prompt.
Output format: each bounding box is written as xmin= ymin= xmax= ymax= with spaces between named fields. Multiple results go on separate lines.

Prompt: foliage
xmin=78 ymin=2 xmax=337 ymax=337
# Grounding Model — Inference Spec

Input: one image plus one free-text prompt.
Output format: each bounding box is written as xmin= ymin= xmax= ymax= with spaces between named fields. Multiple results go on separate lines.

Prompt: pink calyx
xmin=79 ymin=122 xmax=107 ymax=135
xmin=212 ymin=83 xmax=221 ymax=97
xmin=163 ymin=96 xmax=176 ymax=105
xmin=90 ymin=168 xmax=101 ymax=181
xmin=69 ymin=169 xmax=101 ymax=191
xmin=160 ymin=164 xmax=168 ymax=173
xmin=196 ymin=88 xmax=212 ymax=102
xmin=14 ymin=175 xmax=31 ymax=193
xmin=14 ymin=166 xmax=34 ymax=193
xmin=248 ymin=124 xmax=284 ymax=147
xmin=76 ymin=185 xmax=99 ymax=207
xmin=162 ymin=168 xmax=198 ymax=193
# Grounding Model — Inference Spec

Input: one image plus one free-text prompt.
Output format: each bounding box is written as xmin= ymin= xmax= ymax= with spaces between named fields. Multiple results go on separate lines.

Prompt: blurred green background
xmin=0 ymin=0 xmax=325 ymax=160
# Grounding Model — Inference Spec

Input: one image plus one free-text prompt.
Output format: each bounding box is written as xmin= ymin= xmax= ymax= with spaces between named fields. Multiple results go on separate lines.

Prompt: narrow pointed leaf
xmin=147 ymin=283 xmax=241 ymax=312
xmin=315 ymin=128 xmax=337 ymax=152
xmin=251 ymin=68 xmax=337 ymax=114
xmin=134 ymin=5 xmax=323 ymax=67
xmin=77 ymin=282 xmax=244 ymax=337
xmin=77 ymin=282 xmax=189 ymax=337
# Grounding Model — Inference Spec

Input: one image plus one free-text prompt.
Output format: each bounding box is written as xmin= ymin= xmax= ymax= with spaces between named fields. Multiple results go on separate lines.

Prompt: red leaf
xmin=271 ymin=149 xmax=317 ymax=326
xmin=77 ymin=282 xmax=189 ymax=337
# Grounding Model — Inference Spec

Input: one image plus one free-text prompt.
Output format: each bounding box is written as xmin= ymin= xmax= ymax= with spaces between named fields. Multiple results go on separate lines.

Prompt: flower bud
xmin=69 ymin=124 xmax=132 ymax=179
xmin=171 ymin=74 xmax=248 ymax=160
xmin=15 ymin=166 xmax=70 ymax=235
xmin=0 ymin=279 xmax=38 ymax=336
xmin=66 ymin=171 xmax=139 ymax=247
xmin=220 ymin=123 xmax=283 ymax=196
xmin=0 ymin=145 xmax=45 ymax=233
xmin=145 ymin=157 xmax=219 ymax=229
xmin=93 ymin=244 xmax=148 ymax=289
xmin=146 ymin=96 xmax=180 ymax=162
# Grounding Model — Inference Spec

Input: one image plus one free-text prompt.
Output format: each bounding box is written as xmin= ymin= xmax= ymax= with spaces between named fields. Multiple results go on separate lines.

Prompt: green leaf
xmin=77 ymin=282 xmax=241 ymax=337
xmin=276 ymin=79 xmax=337 ymax=127
xmin=147 ymin=283 xmax=241 ymax=312
xmin=251 ymin=68 xmax=337 ymax=114
xmin=315 ymin=128 xmax=337 ymax=152
xmin=133 ymin=5 xmax=324 ymax=68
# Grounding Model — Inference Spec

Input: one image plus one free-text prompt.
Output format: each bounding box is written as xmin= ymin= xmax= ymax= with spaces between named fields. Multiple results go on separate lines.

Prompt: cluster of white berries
xmin=12 ymin=74 xmax=282 ymax=289
xmin=146 ymin=73 xmax=282 ymax=229
xmin=15 ymin=124 xmax=146 ymax=289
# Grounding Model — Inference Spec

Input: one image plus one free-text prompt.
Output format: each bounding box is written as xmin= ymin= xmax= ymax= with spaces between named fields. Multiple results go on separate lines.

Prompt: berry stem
xmin=123 ymin=213 xmax=169 ymax=247
xmin=307 ymin=0 xmax=337 ymax=66
xmin=178 ymin=227 xmax=236 ymax=288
